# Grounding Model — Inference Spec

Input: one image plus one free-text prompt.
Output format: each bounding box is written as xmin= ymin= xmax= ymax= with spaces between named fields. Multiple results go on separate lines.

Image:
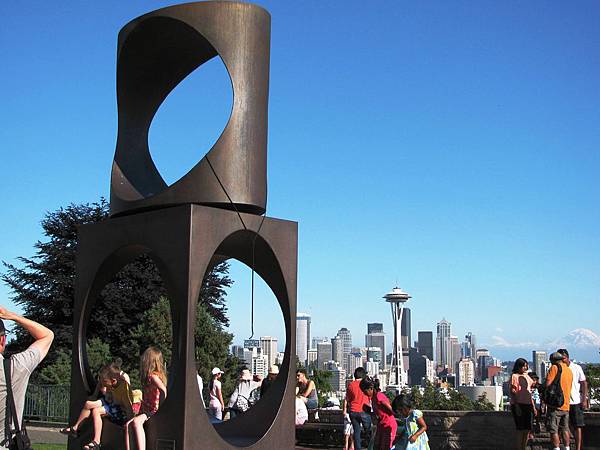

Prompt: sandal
xmin=83 ymin=441 xmax=101 ymax=449
xmin=59 ymin=426 xmax=78 ymax=437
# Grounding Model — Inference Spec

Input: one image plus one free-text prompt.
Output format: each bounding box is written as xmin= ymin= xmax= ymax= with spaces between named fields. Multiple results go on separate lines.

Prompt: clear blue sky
xmin=2 ymin=1 xmax=599 ymax=361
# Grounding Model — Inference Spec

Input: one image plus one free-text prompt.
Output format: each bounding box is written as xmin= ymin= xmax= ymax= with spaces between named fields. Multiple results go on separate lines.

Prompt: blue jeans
xmin=349 ymin=411 xmax=371 ymax=449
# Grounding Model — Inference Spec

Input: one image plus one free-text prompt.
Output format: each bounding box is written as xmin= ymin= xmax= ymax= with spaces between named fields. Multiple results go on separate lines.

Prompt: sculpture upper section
xmin=110 ymin=1 xmax=270 ymax=217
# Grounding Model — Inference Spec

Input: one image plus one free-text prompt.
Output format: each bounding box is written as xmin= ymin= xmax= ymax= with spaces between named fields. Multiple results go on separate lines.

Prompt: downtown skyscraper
xmin=436 ymin=319 xmax=451 ymax=369
xmin=366 ymin=323 xmax=386 ymax=370
xmin=296 ymin=313 xmax=311 ymax=366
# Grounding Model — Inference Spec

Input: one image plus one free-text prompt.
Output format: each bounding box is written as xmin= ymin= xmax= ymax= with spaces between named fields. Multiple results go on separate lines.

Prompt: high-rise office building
xmin=307 ymin=349 xmax=318 ymax=369
xmin=366 ymin=324 xmax=386 ymax=370
xmin=317 ymin=340 xmax=333 ymax=370
xmin=244 ymin=339 xmax=260 ymax=349
xmin=260 ymin=336 xmax=278 ymax=367
xmin=312 ymin=337 xmax=328 ymax=349
xmin=450 ymin=336 xmax=461 ymax=374
xmin=478 ymin=354 xmax=494 ymax=382
xmin=296 ymin=313 xmax=311 ymax=366
xmin=336 ymin=328 xmax=353 ymax=372
xmin=532 ymin=351 xmax=548 ymax=379
xmin=331 ymin=336 xmax=344 ymax=367
xmin=365 ymin=359 xmax=380 ymax=377
xmin=346 ymin=352 xmax=363 ymax=378
xmin=409 ymin=347 xmax=432 ymax=386
xmin=367 ymin=323 xmax=383 ymax=334
xmin=231 ymin=345 xmax=244 ymax=361
xmin=366 ymin=347 xmax=382 ymax=365
xmin=463 ymin=332 xmax=477 ymax=359
xmin=417 ymin=331 xmax=434 ymax=361
xmin=401 ymin=308 xmax=412 ymax=350
xmin=457 ymin=358 xmax=475 ymax=386
xmin=251 ymin=352 xmax=269 ymax=378
xmin=436 ymin=319 xmax=451 ymax=368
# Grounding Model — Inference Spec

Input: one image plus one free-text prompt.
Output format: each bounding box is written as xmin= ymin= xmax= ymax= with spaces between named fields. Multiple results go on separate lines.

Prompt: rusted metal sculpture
xmin=68 ymin=3 xmax=297 ymax=449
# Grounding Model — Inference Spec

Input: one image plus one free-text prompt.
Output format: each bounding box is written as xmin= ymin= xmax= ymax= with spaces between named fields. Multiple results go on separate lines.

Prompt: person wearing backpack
xmin=545 ymin=352 xmax=573 ymax=450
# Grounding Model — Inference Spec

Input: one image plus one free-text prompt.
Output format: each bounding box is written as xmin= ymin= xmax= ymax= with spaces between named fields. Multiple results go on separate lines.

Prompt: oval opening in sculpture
xmin=196 ymin=248 xmax=289 ymax=447
xmin=148 ymin=55 xmax=233 ymax=187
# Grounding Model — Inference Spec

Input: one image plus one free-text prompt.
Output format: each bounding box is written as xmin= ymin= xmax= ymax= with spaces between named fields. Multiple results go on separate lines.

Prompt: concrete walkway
xmin=28 ymin=425 xmax=68 ymax=445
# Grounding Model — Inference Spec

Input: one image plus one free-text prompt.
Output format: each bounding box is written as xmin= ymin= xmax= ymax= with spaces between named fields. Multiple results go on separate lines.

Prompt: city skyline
xmin=2 ymin=2 xmax=600 ymax=359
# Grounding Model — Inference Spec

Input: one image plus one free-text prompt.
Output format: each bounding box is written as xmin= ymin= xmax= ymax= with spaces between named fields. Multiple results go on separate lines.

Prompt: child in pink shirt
xmin=360 ymin=377 xmax=397 ymax=450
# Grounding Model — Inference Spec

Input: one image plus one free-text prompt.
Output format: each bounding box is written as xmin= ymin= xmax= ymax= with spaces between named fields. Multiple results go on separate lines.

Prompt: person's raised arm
xmin=0 ymin=307 xmax=54 ymax=359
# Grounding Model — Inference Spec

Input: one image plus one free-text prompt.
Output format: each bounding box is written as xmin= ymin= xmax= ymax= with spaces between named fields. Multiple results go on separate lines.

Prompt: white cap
xmin=212 ymin=367 xmax=224 ymax=375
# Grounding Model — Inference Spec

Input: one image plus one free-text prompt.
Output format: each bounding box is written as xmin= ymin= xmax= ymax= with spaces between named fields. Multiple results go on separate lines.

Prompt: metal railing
xmin=23 ymin=384 xmax=70 ymax=424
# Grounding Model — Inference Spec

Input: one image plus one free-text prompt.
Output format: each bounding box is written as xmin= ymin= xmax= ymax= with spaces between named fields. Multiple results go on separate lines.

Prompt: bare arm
xmin=0 ymin=307 xmax=54 ymax=359
xmin=217 ymin=383 xmax=224 ymax=410
xmin=150 ymin=374 xmax=167 ymax=400
xmin=581 ymin=380 xmax=589 ymax=409
xmin=409 ymin=416 xmax=428 ymax=442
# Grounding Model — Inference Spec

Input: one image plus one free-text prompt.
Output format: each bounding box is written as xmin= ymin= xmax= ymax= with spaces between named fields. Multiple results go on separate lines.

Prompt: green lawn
xmin=33 ymin=445 xmax=67 ymax=450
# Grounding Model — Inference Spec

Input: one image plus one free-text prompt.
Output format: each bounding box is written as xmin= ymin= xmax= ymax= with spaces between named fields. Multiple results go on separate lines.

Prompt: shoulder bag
xmin=3 ymin=358 xmax=33 ymax=450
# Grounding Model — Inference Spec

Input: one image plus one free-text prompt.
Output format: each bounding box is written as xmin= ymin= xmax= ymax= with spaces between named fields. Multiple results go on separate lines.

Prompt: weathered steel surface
xmin=110 ymin=2 xmax=270 ymax=217
xmin=69 ymin=205 xmax=297 ymax=449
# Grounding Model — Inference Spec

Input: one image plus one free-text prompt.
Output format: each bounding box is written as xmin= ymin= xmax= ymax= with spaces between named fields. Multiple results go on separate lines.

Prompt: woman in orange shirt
xmin=510 ymin=358 xmax=536 ymax=450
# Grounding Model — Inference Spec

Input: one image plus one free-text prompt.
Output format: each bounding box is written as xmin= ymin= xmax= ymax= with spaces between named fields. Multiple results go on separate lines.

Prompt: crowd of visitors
xmin=510 ymin=348 xmax=589 ymax=450
xmin=0 ymin=305 xmax=592 ymax=450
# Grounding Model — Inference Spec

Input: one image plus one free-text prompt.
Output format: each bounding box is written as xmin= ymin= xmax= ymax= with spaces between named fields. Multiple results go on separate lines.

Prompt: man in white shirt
xmin=558 ymin=349 xmax=588 ymax=450
xmin=0 ymin=307 xmax=54 ymax=447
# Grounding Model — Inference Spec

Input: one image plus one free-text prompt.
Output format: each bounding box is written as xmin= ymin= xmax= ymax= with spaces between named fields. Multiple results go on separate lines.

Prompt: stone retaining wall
xmin=424 ymin=411 xmax=600 ymax=450
xmin=296 ymin=410 xmax=600 ymax=449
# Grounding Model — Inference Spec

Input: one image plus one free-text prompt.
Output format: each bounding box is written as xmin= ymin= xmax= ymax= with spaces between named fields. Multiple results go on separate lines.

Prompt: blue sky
xmin=2 ymin=1 xmax=599 ymax=361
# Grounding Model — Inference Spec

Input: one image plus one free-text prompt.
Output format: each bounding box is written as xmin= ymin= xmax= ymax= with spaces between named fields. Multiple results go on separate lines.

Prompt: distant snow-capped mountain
xmin=546 ymin=328 xmax=600 ymax=349
xmin=484 ymin=328 xmax=600 ymax=362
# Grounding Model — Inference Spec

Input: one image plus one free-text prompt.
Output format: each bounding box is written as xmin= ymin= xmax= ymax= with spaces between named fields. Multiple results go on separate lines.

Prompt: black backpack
xmin=544 ymin=363 xmax=564 ymax=408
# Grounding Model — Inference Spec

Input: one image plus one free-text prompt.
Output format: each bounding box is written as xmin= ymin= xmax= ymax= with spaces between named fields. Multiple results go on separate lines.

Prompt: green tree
xmin=584 ymin=364 xmax=600 ymax=410
xmin=311 ymin=369 xmax=333 ymax=407
xmin=410 ymin=381 xmax=493 ymax=411
xmin=1 ymin=199 xmax=233 ymax=381
xmin=123 ymin=296 xmax=240 ymax=396
xmin=38 ymin=337 xmax=113 ymax=385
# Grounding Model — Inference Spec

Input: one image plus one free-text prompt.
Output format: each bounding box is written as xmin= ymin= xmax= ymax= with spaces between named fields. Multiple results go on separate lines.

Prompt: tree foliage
xmin=311 ymin=369 xmax=333 ymax=407
xmin=584 ymin=364 xmax=600 ymax=410
xmin=2 ymin=199 xmax=234 ymax=385
xmin=408 ymin=382 xmax=495 ymax=411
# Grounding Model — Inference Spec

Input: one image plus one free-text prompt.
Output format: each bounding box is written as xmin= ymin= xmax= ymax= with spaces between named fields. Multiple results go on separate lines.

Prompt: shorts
xmin=101 ymin=399 xmax=128 ymax=426
xmin=511 ymin=404 xmax=533 ymax=431
xmin=547 ymin=408 xmax=569 ymax=434
xmin=569 ymin=404 xmax=585 ymax=428
xmin=344 ymin=422 xmax=353 ymax=435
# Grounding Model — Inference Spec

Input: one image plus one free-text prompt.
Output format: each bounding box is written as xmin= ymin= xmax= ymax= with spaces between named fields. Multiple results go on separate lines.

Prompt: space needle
xmin=383 ymin=286 xmax=411 ymax=387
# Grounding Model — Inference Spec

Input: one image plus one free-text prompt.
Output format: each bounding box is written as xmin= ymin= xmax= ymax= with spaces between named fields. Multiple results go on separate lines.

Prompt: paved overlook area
xmin=27 ymin=411 xmax=600 ymax=450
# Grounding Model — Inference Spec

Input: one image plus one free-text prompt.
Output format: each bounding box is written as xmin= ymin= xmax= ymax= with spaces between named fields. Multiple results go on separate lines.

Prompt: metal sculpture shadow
xmin=68 ymin=2 xmax=297 ymax=449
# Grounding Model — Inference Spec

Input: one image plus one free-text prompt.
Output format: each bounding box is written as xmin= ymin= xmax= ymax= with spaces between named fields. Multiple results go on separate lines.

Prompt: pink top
xmin=141 ymin=372 xmax=161 ymax=415
xmin=373 ymin=392 xmax=398 ymax=430
xmin=511 ymin=373 xmax=533 ymax=405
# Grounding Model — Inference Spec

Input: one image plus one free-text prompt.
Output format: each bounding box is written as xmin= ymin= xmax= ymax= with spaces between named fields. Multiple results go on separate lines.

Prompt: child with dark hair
xmin=359 ymin=377 xmax=396 ymax=450
xmin=392 ymin=394 xmax=430 ymax=450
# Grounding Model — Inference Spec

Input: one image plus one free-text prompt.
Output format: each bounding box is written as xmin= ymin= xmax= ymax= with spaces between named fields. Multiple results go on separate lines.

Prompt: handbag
xmin=3 ymin=358 xmax=33 ymax=450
